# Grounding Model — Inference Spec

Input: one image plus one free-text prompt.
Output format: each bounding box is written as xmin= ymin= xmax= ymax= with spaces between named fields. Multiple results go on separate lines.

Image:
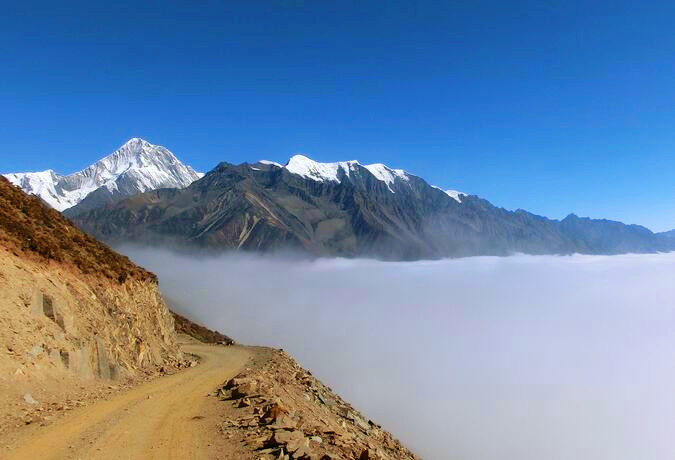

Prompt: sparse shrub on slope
xmin=172 ymin=311 xmax=235 ymax=345
xmin=0 ymin=176 xmax=154 ymax=283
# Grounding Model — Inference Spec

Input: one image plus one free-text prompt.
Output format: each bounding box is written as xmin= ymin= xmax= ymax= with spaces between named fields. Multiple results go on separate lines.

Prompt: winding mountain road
xmin=6 ymin=343 xmax=253 ymax=460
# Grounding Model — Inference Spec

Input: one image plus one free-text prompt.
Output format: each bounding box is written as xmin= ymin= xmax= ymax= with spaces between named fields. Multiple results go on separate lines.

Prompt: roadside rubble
xmin=3 ymin=354 xmax=197 ymax=436
xmin=215 ymin=349 xmax=419 ymax=460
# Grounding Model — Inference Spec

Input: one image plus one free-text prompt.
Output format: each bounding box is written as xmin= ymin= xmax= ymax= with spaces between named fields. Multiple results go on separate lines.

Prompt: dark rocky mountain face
xmin=559 ymin=214 xmax=671 ymax=254
xmin=71 ymin=161 xmax=675 ymax=260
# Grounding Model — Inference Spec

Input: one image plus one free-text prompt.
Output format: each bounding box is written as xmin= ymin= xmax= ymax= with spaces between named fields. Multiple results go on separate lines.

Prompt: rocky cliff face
xmin=0 ymin=250 xmax=181 ymax=381
xmin=0 ymin=176 xmax=183 ymax=410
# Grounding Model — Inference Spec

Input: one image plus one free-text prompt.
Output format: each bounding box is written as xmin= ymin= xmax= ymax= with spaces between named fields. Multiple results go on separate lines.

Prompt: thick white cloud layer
xmin=121 ymin=248 xmax=675 ymax=460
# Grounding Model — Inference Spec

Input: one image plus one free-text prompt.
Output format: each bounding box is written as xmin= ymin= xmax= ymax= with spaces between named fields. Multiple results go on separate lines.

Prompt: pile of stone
xmin=215 ymin=350 xmax=419 ymax=460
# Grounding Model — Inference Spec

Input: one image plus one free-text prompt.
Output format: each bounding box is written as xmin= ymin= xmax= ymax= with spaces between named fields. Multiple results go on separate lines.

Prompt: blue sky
xmin=1 ymin=1 xmax=675 ymax=231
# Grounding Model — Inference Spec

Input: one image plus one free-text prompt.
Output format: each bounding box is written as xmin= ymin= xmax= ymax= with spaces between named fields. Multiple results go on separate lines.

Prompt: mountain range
xmin=4 ymin=138 xmax=674 ymax=260
xmin=3 ymin=138 xmax=202 ymax=213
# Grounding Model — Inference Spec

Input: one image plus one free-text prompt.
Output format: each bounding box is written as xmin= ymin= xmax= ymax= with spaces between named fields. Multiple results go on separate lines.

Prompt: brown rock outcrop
xmin=216 ymin=349 xmax=419 ymax=460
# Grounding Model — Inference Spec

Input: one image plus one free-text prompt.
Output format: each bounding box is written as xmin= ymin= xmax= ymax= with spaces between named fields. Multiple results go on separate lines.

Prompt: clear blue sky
xmin=2 ymin=1 xmax=675 ymax=231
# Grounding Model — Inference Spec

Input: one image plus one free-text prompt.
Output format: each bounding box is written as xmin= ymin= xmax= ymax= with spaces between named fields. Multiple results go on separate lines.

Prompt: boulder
xmin=272 ymin=429 xmax=299 ymax=445
xmin=269 ymin=413 xmax=296 ymax=430
xmin=232 ymin=381 xmax=257 ymax=398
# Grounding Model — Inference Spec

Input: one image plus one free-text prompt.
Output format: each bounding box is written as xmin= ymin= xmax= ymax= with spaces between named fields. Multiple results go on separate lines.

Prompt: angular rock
xmin=232 ymin=381 xmax=257 ymax=398
xmin=272 ymin=429 xmax=298 ymax=445
xmin=264 ymin=400 xmax=288 ymax=421
xmin=225 ymin=376 xmax=257 ymax=389
xmin=291 ymin=442 xmax=313 ymax=459
xmin=269 ymin=414 xmax=296 ymax=430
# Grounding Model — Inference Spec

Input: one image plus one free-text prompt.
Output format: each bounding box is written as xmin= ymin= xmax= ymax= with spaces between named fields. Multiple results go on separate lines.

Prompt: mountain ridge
xmin=71 ymin=158 xmax=675 ymax=259
xmin=4 ymin=138 xmax=202 ymax=213
xmin=6 ymin=138 xmax=673 ymax=259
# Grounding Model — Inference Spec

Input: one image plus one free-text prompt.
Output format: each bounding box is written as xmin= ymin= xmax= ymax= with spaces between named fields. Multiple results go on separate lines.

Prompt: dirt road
xmin=6 ymin=343 xmax=253 ymax=460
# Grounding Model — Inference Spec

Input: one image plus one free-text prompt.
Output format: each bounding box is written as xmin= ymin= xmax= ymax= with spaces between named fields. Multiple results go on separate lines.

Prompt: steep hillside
xmin=72 ymin=159 xmax=674 ymax=259
xmin=560 ymin=214 xmax=665 ymax=254
xmin=0 ymin=176 xmax=183 ymax=427
xmin=172 ymin=311 xmax=235 ymax=345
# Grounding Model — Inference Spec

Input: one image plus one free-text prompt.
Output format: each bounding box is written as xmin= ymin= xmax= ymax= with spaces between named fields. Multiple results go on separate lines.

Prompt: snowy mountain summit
xmin=4 ymin=138 xmax=203 ymax=212
xmin=261 ymin=154 xmax=466 ymax=199
xmin=261 ymin=154 xmax=415 ymax=193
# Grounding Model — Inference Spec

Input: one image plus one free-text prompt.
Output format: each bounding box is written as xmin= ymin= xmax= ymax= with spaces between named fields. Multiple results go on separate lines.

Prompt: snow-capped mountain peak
xmin=77 ymin=138 xmax=203 ymax=192
xmin=431 ymin=185 xmax=465 ymax=203
xmin=444 ymin=189 xmax=465 ymax=203
xmin=3 ymin=169 xmax=65 ymax=210
xmin=259 ymin=160 xmax=283 ymax=168
xmin=362 ymin=163 xmax=409 ymax=191
xmin=3 ymin=138 xmax=203 ymax=211
xmin=260 ymin=154 xmax=412 ymax=193
xmin=285 ymin=154 xmax=360 ymax=183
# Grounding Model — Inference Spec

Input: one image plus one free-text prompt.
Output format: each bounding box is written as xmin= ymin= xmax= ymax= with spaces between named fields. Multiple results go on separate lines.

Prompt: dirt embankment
xmin=3 ymin=340 xmax=251 ymax=460
xmin=0 ymin=247 xmax=185 ymax=426
xmin=0 ymin=177 xmax=184 ymax=438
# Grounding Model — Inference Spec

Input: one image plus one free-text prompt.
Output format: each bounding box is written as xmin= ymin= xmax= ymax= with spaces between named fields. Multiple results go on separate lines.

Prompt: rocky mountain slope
xmin=72 ymin=156 xmax=675 ymax=259
xmin=172 ymin=311 xmax=234 ymax=345
xmin=0 ymin=175 xmax=183 ymax=426
xmin=658 ymin=229 xmax=675 ymax=239
xmin=4 ymin=138 xmax=202 ymax=213
xmin=217 ymin=348 xmax=419 ymax=460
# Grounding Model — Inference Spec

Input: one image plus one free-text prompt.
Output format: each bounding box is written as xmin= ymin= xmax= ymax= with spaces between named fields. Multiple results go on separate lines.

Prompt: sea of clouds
xmin=122 ymin=247 xmax=675 ymax=460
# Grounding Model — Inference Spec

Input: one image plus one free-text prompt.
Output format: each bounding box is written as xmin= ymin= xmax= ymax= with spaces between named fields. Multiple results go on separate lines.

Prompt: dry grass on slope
xmin=0 ymin=176 xmax=154 ymax=283
xmin=172 ymin=311 xmax=235 ymax=345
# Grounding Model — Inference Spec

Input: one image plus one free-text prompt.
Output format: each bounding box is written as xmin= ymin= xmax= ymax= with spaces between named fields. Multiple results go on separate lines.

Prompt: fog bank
xmin=121 ymin=247 xmax=675 ymax=460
